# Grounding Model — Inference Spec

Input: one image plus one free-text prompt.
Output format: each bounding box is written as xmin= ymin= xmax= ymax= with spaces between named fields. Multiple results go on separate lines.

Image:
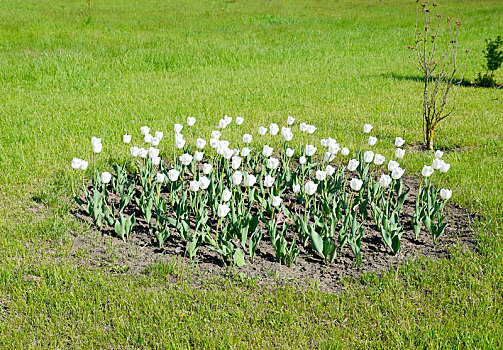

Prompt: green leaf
xmin=233 ymin=249 xmax=246 ymax=267
xmin=308 ymin=226 xmax=324 ymax=258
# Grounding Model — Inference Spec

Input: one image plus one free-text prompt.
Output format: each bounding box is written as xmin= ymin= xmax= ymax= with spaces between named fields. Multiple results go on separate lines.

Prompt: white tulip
xmin=271 ymin=196 xmax=282 ymax=208
xmin=123 ymin=134 xmax=132 ymax=144
xmin=231 ymin=156 xmax=242 ymax=170
xmin=347 ymin=159 xmax=359 ymax=171
xmin=306 ymin=125 xmax=316 ymax=134
xmin=326 ymin=165 xmax=335 ymax=176
xmin=130 ymin=146 xmax=140 ymax=157
xmin=140 ymin=126 xmax=150 ymax=135
xmin=440 ymin=188 xmax=452 ymax=200
xmin=196 ymin=138 xmax=206 ymax=150
xmin=71 ymin=157 xmax=82 ymax=169
xmin=149 ymin=147 xmax=160 ymax=159
xmin=341 ymin=147 xmax=350 ymax=156
xmin=236 ymin=117 xmax=244 ymax=125
xmin=391 ymin=167 xmax=405 ymax=180
xmin=92 ymin=143 xmax=103 ymax=154
xmin=286 ymin=148 xmax=294 ymax=158
xmin=299 ymin=122 xmax=308 ymax=132
xmin=101 ymin=171 xmax=112 ymax=184
xmin=209 ymin=138 xmax=219 ymax=149
xmin=151 ymin=156 xmax=161 ymax=166
xmin=305 ymin=145 xmax=317 ymax=156
xmin=198 ymin=176 xmax=210 ymax=190
xmin=242 ymin=134 xmax=253 ymax=144
xmin=364 ymin=151 xmax=374 ymax=163
xmin=244 ymin=174 xmax=257 ymax=187
xmin=90 ymin=136 xmax=100 ymax=146
xmin=264 ymin=175 xmax=275 ymax=187
xmin=269 ymin=123 xmax=279 ymax=136
xmin=287 ymin=116 xmax=295 ymax=125
xmin=395 ymin=148 xmax=405 ymax=159
xmin=144 ymin=134 xmax=153 ymax=144
xmin=80 ymin=160 xmax=88 ymax=170
xmin=388 ymin=160 xmax=400 ymax=172
xmin=175 ymin=138 xmax=186 ymax=149
xmin=422 ymin=165 xmax=434 ymax=177
xmin=368 ymin=136 xmax=377 ymax=146
xmin=374 ymin=154 xmax=385 ymax=165
xmin=350 ymin=178 xmax=363 ymax=191
xmin=395 ymin=137 xmax=405 ymax=147
xmin=151 ymin=137 xmax=160 ymax=146
xmin=139 ymin=148 xmax=148 ymax=158
xmin=432 ymin=158 xmax=443 ymax=170
xmin=202 ymin=163 xmax=212 ymax=175
xmin=304 ymin=181 xmax=318 ymax=196
xmin=224 ymin=115 xmax=232 ymax=124
xmin=435 ymin=150 xmax=444 ymax=159
xmin=222 ymin=148 xmax=233 ymax=160
xmin=211 ymin=130 xmax=221 ymax=140
xmin=363 ymin=123 xmax=373 ymax=133
xmin=299 ymin=156 xmax=307 ymax=165
xmin=379 ymin=174 xmax=392 ymax=188
xmin=328 ymin=143 xmax=340 ymax=155
xmin=174 ymin=123 xmax=183 ymax=133
xmin=321 ymin=139 xmax=328 ymax=147
xmin=168 ymin=169 xmax=180 ymax=182
xmin=267 ymin=157 xmax=280 ymax=170
xmin=194 ymin=151 xmax=204 ymax=162
xmin=233 ymin=149 xmax=240 ymax=157
xmin=179 ymin=153 xmax=193 ymax=166
xmin=175 ymin=133 xmax=184 ymax=142
xmin=232 ymin=171 xmax=243 ymax=186
xmin=156 ymin=173 xmax=166 ymax=183
xmin=292 ymin=184 xmax=301 ymax=194
xmin=258 ymin=126 xmax=267 ymax=135
xmin=282 ymin=127 xmax=293 ymax=141
xmin=222 ymin=189 xmax=232 ymax=202
xmin=241 ymin=147 xmax=251 ymax=157
xmin=189 ymin=180 xmax=200 ymax=192
xmin=315 ymin=170 xmax=327 ymax=181
xmin=262 ymin=145 xmax=273 ymax=157
xmin=324 ymin=152 xmax=335 ymax=162
xmin=440 ymin=161 xmax=450 ymax=173
xmin=154 ymin=131 xmax=163 ymax=140
xmin=217 ymin=203 xmax=230 ymax=218
xmin=187 ymin=117 xmax=196 ymax=126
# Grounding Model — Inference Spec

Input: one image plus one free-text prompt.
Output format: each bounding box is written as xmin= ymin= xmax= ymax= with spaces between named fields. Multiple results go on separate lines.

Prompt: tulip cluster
xmin=73 ymin=116 xmax=454 ymax=268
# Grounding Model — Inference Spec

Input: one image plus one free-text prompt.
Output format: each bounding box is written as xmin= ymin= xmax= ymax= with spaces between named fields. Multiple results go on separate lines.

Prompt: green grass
xmin=1 ymin=0 xmax=502 ymax=348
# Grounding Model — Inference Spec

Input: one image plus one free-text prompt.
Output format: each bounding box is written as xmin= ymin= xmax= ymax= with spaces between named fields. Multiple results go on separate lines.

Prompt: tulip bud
xmin=189 ymin=180 xmax=200 ymax=192
xmin=168 ymin=169 xmax=180 ymax=182
xmin=287 ymin=116 xmax=295 ymax=125
xmin=222 ymin=189 xmax=232 ymax=202
xmin=187 ymin=117 xmax=196 ymax=126
xmin=350 ymin=178 xmax=363 ymax=191
xmin=123 ymin=134 xmax=132 ymax=144
xmin=236 ymin=117 xmax=244 ymax=125
xmin=232 ymin=171 xmax=243 ymax=186
xmin=395 ymin=148 xmax=405 ymax=159
xmin=198 ymin=176 xmax=210 ymax=190
xmin=304 ymin=181 xmax=317 ymax=196
xmin=395 ymin=137 xmax=405 ymax=147
xmin=242 ymin=134 xmax=253 ymax=144
xmin=271 ymin=196 xmax=282 ymax=208
xmin=379 ymin=174 xmax=392 ymax=187
xmin=363 ymin=123 xmax=373 ymax=133
xmin=202 ymin=163 xmax=212 ymax=175
xmin=101 ymin=171 xmax=112 ymax=184
xmin=440 ymin=188 xmax=452 ymax=200
xmin=217 ymin=204 xmax=230 ymax=218
xmin=347 ymin=159 xmax=359 ymax=171
xmin=156 ymin=173 xmax=165 ymax=183
xmin=368 ymin=136 xmax=377 ymax=146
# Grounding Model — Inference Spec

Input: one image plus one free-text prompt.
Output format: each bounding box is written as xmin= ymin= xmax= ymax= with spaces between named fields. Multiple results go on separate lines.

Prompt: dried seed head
xmin=433 ymin=2 xmax=438 ymax=6
xmin=455 ymin=20 xmax=461 ymax=26
xmin=436 ymin=13 xmax=441 ymax=18
xmin=421 ymin=2 xmax=426 ymax=7
xmin=465 ymin=49 xmax=470 ymax=53
xmin=447 ymin=17 xmax=452 ymax=22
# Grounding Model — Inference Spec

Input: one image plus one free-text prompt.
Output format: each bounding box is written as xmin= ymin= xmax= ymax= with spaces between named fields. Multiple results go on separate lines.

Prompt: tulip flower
xmin=391 ymin=167 xmax=405 ymax=180
xmin=306 ymin=125 xmax=316 ymax=134
xmin=395 ymin=148 xmax=405 ymax=159
xmin=269 ymin=123 xmax=279 ymax=136
xmin=211 ymin=130 xmax=221 ymax=140
xmin=156 ymin=173 xmax=166 ymax=183
xmin=347 ymin=159 xmax=359 ymax=171
xmin=189 ymin=180 xmax=200 ymax=192
xmin=439 ymin=161 xmax=450 ymax=173
xmin=244 ymin=174 xmax=257 ymax=187
xmin=341 ymin=147 xmax=350 ymax=156
xmin=264 ymin=175 xmax=275 ymax=187
xmin=267 ymin=157 xmax=280 ymax=170
xmin=80 ymin=160 xmax=88 ymax=170
xmin=92 ymin=142 xmax=103 ymax=154
xmin=101 ymin=171 xmax=112 ymax=184
xmin=315 ymin=170 xmax=327 ymax=181
xmin=202 ymin=163 xmax=212 ymax=175
xmin=154 ymin=131 xmax=163 ymax=140
xmin=326 ymin=165 xmax=335 ymax=176
xmin=304 ymin=181 xmax=317 ymax=195
xmin=374 ymin=153 xmax=385 ymax=165
xmin=271 ymin=196 xmax=282 ymax=208
xmin=350 ymin=178 xmax=363 ymax=191
xmin=305 ymin=145 xmax=317 ymax=156
xmin=194 ymin=151 xmax=204 ymax=162
xmin=198 ymin=176 xmax=210 ymax=190
xmin=258 ymin=127 xmax=267 ymax=135
xmin=151 ymin=137 xmax=160 ymax=146
xmin=440 ymin=188 xmax=452 ymax=200
xmin=176 ymin=138 xmax=186 ymax=149
xmin=363 ymin=151 xmax=374 ymax=163
xmin=187 ymin=117 xmax=196 ymax=126
xmin=328 ymin=143 xmax=340 ymax=155
xmin=388 ymin=160 xmax=399 ymax=172
xmin=196 ymin=138 xmax=206 ymax=149
xmin=222 ymin=189 xmax=232 ymax=202
xmin=149 ymin=147 xmax=160 ymax=159
xmin=243 ymin=134 xmax=253 ymax=144
xmin=236 ymin=117 xmax=244 ymax=125
xmin=321 ymin=139 xmax=328 ymax=147
xmin=363 ymin=123 xmax=373 ymax=133
xmin=324 ymin=152 xmax=335 ymax=162
xmin=379 ymin=174 xmax=392 ymax=187
xmin=287 ymin=116 xmax=295 ymax=125
xmin=209 ymin=138 xmax=219 ymax=149
xmin=174 ymin=123 xmax=183 ymax=133
xmin=299 ymin=123 xmax=308 ymax=132
xmin=140 ymin=126 xmax=150 ymax=135
xmin=286 ymin=148 xmax=294 ymax=157
xmin=130 ymin=146 xmax=140 ymax=157
xmin=432 ymin=158 xmax=443 ymax=170
xmin=179 ymin=154 xmax=193 ymax=166
xmin=299 ymin=156 xmax=307 ymax=165
xmin=368 ymin=136 xmax=377 ymax=146
xmin=435 ymin=150 xmax=444 ymax=159
xmin=241 ymin=147 xmax=251 ymax=157
xmin=139 ymin=148 xmax=148 ymax=158
xmin=217 ymin=203 xmax=230 ymax=218
xmin=262 ymin=145 xmax=273 ymax=157
xmin=231 ymin=156 xmax=242 ymax=170
xmin=168 ymin=169 xmax=180 ymax=182
xmin=232 ymin=171 xmax=243 ymax=186
xmin=71 ymin=157 xmax=82 ymax=169
xmin=123 ymin=134 xmax=132 ymax=144
xmin=151 ymin=156 xmax=161 ymax=166
xmin=292 ymin=184 xmax=301 ymax=193
xmin=144 ymin=134 xmax=153 ymax=144
xmin=421 ymin=165 xmax=434 ymax=177
xmin=395 ymin=137 xmax=405 ymax=147
xmin=222 ymin=148 xmax=233 ymax=160
xmin=224 ymin=115 xmax=232 ymax=124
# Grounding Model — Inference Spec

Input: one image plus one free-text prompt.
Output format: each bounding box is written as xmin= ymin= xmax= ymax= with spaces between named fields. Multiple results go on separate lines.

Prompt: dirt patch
xmin=66 ymin=174 xmax=476 ymax=293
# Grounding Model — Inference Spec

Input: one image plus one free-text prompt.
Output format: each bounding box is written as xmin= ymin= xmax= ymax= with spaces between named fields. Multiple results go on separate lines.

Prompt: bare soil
xmin=69 ymin=175 xmax=476 ymax=293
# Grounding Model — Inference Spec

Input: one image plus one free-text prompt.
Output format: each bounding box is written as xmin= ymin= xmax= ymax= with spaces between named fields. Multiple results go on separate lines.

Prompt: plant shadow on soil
xmin=68 ymin=175 xmax=476 ymax=293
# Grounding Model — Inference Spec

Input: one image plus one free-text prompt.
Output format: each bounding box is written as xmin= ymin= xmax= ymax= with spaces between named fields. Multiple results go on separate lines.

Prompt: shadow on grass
xmin=381 ymin=72 xmax=475 ymax=87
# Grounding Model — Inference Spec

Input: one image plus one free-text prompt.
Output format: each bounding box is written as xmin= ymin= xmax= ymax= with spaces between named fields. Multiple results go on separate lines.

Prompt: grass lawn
xmin=0 ymin=0 xmax=502 ymax=348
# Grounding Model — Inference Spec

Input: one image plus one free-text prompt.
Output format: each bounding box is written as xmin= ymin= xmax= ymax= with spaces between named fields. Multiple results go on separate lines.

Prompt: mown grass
xmin=0 ymin=0 xmax=502 ymax=348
